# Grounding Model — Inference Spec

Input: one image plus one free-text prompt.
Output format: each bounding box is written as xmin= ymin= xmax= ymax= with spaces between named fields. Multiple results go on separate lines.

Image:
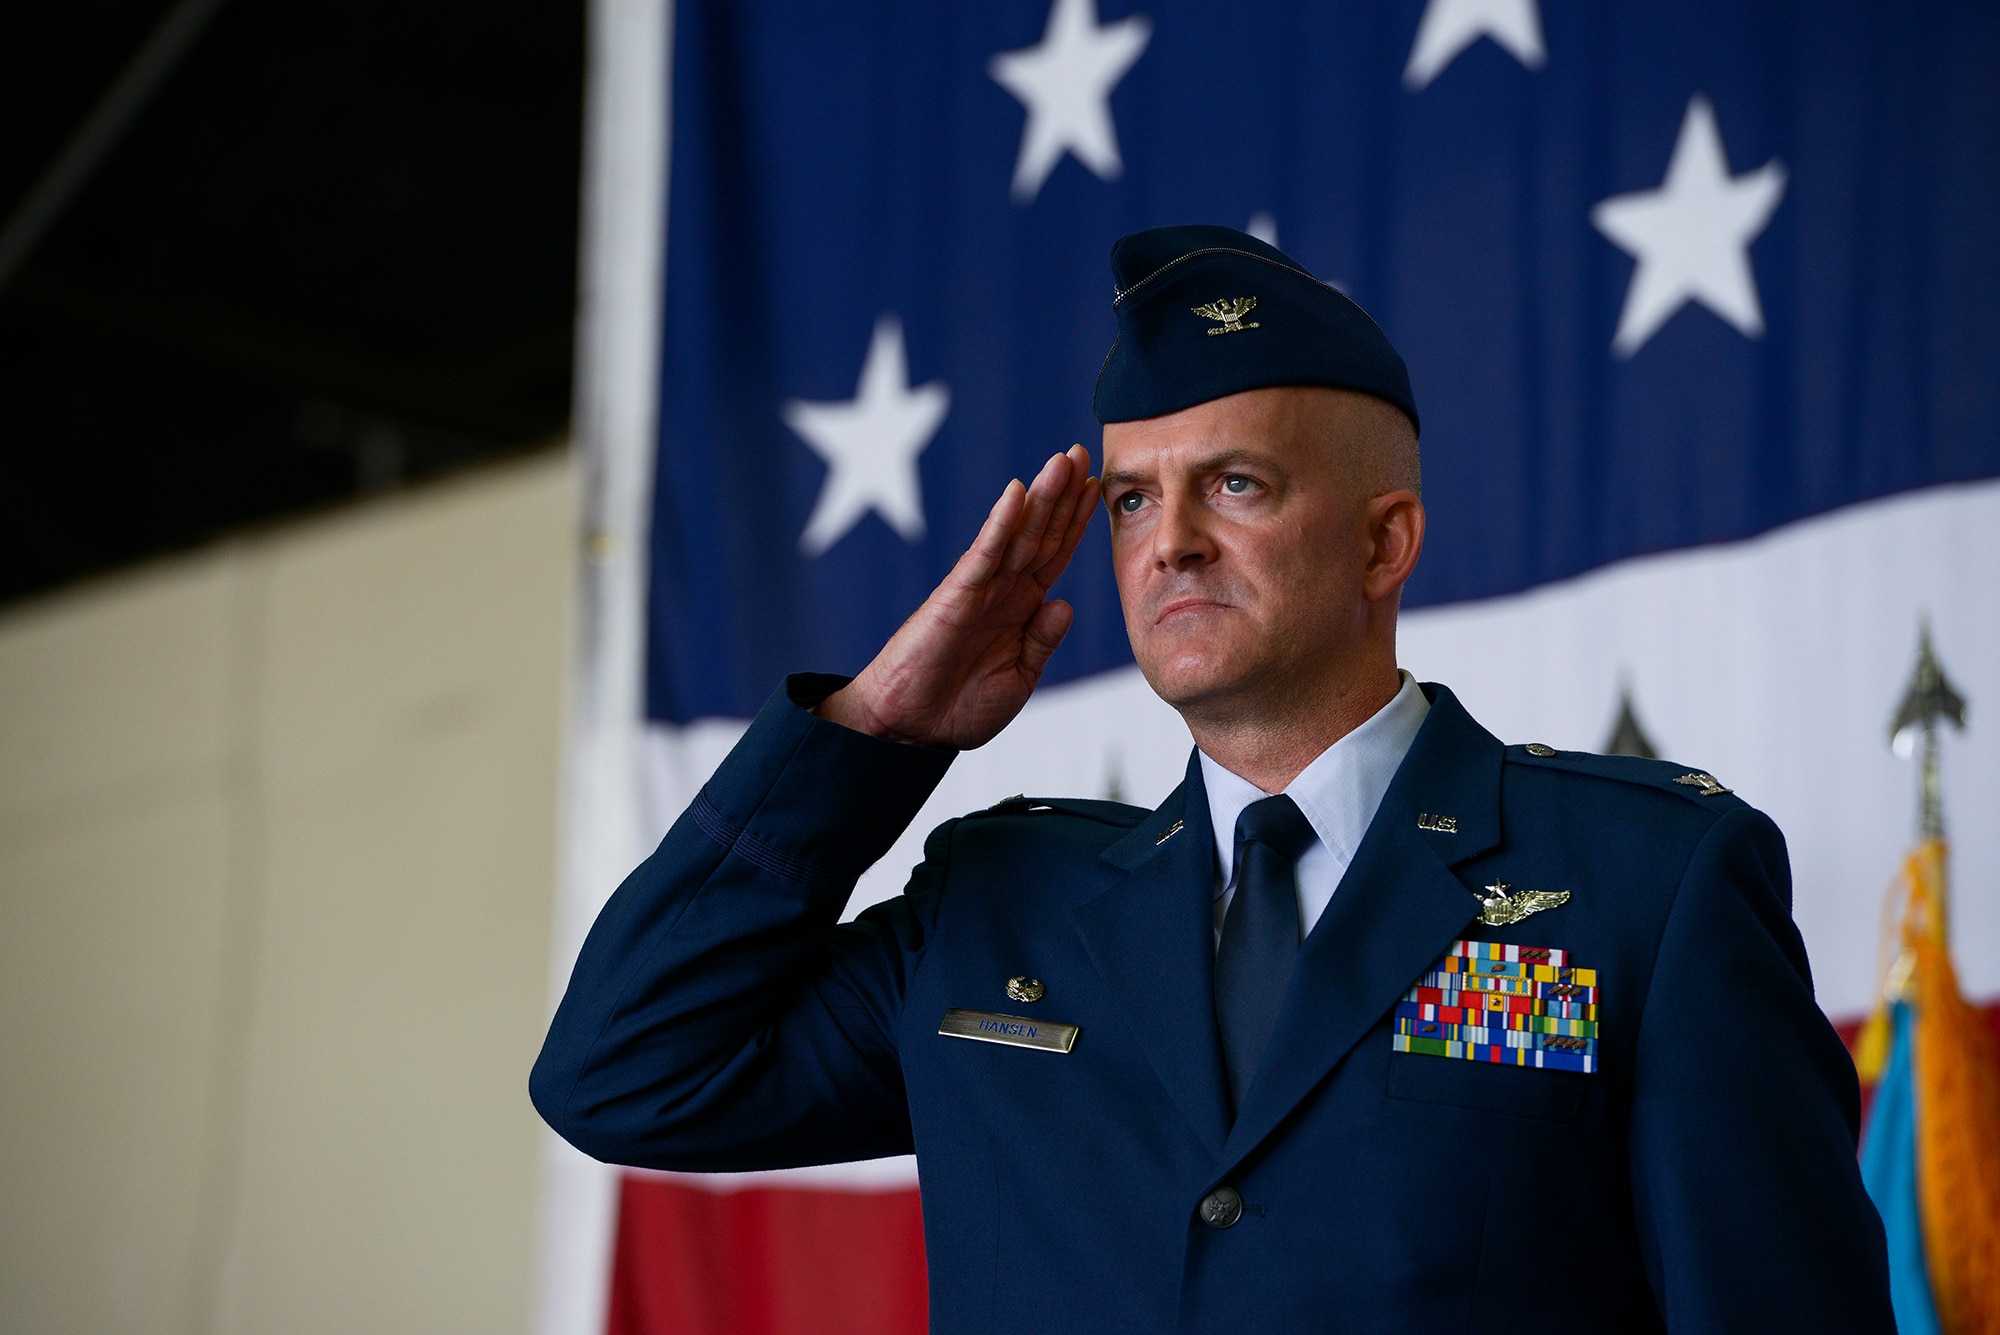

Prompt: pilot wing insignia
xmin=1192 ymin=296 xmax=1260 ymax=335
xmin=1472 ymin=881 xmax=1571 ymax=927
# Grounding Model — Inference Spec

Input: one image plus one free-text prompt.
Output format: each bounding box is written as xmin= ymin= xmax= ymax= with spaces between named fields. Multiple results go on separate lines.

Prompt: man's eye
xmin=1117 ymin=492 xmax=1147 ymax=513
xmin=1222 ymin=475 xmax=1253 ymax=494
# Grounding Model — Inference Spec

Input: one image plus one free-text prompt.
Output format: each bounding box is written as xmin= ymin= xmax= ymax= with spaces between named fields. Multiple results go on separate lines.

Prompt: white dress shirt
xmin=1200 ymin=670 xmax=1431 ymax=942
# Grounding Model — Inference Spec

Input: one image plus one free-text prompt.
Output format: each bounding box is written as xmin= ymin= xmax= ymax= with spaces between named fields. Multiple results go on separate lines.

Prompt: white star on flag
xmin=1591 ymin=94 xmax=1787 ymax=357
xmin=785 ymin=315 xmax=951 ymax=557
xmin=989 ymin=0 xmax=1152 ymax=206
xmin=1404 ymin=0 xmax=1545 ymax=92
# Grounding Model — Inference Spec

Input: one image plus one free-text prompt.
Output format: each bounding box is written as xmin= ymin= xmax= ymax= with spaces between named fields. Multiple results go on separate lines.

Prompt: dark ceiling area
xmin=0 ymin=0 xmax=585 ymax=606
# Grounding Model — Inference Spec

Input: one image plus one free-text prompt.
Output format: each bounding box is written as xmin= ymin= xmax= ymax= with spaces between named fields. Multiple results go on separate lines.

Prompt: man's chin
xmin=1135 ymin=654 xmax=1256 ymax=716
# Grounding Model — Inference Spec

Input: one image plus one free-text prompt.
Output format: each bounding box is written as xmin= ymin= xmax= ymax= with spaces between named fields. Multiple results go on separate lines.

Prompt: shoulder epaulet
xmin=1504 ymin=743 xmax=1746 ymax=808
xmin=972 ymin=794 xmax=1148 ymax=827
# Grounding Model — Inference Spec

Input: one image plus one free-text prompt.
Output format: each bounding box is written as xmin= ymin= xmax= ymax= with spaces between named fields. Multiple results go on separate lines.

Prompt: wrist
xmin=815 ymin=679 xmax=948 ymax=749
xmin=814 ymin=682 xmax=893 ymax=739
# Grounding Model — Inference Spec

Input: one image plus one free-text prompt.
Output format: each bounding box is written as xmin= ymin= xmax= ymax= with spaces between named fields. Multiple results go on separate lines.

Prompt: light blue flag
xmin=1859 ymin=1002 xmax=1942 ymax=1335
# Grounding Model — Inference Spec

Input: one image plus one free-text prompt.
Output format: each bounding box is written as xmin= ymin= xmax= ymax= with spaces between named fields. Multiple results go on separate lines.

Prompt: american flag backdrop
xmin=541 ymin=2 xmax=2000 ymax=1331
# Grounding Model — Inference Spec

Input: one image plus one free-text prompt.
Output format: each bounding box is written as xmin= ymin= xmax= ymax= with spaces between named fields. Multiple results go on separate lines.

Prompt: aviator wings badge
xmin=1192 ymin=296 xmax=1260 ymax=335
xmin=1472 ymin=881 xmax=1571 ymax=928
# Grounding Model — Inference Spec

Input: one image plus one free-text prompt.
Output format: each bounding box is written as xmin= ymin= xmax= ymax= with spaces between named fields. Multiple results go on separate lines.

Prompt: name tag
xmin=938 ymin=1008 xmax=1079 ymax=1053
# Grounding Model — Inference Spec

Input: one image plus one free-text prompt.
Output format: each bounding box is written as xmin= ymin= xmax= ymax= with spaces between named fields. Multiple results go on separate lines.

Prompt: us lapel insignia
xmin=1191 ymin=296 xmax=1260 ymax=335
xmin=1392 ymin=940 xmax=1599 ymax=1073
xmin=1472 ymin=881 xmax=1570 ymax=927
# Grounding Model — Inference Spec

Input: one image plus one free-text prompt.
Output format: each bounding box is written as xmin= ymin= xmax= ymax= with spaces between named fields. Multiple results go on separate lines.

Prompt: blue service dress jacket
xmin=531 ymin=675 xmax=1894 ymax=1334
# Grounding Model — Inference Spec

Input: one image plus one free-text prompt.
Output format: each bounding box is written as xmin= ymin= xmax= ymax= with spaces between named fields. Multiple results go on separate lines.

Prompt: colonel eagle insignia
xmin=1192 ymin=296 xmax=1260 ymax=335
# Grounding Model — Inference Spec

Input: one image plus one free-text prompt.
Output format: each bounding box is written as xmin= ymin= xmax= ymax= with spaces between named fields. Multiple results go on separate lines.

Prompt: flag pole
xmin=1888 ymin=617 xmax=1968 ymax=935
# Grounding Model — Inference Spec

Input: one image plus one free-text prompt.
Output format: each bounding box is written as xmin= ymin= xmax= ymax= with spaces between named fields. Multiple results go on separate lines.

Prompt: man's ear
xmin=1362 ymin=490 xmax=1424 ymax=604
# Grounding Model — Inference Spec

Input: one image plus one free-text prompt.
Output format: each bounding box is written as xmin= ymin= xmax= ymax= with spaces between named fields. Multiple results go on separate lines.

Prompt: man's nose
xmin=1152 ymin=493 xmax=1218 ymax=571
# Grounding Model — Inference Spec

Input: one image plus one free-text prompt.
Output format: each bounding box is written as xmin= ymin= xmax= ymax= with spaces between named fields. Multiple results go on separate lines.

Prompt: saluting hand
xmin=818 ymin=445 xmax=1100 ymax=749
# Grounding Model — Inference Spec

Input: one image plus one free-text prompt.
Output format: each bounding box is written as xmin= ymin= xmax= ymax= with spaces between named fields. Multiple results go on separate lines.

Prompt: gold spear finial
xmin=1888 ymin=615 xmax=1968 ymax=843
xmin=1859 ymin=619 xmax=1973 ymax=1053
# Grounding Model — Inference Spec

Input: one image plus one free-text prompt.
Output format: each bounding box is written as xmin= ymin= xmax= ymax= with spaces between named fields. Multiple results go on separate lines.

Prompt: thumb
xmin=1018 ymin=599 xmax=1074 ymax=680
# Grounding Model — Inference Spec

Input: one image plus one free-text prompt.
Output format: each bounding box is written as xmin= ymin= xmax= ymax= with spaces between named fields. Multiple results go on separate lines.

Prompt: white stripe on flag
xmin=1400 ymin=477 xmax=2000 ymax=1017
xmin=643 ymin=478 xmax=2000 ymax=1025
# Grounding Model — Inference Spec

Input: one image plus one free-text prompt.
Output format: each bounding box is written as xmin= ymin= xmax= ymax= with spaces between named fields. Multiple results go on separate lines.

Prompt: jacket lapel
xmin=1073 ymin=753 xmax=1232 ymax=1157
xmin=1217 ymin=684 xmax=1505 ymax=1174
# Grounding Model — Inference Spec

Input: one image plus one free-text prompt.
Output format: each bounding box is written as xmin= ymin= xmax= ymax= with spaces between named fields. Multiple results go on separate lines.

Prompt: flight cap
xmin=1093 ymin=224 xmax=1418 ymax=433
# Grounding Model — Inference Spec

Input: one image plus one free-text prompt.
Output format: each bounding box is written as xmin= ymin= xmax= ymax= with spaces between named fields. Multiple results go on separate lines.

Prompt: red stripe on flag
xmin=601 ymin=1002 xmax=2000 ymax=1331
xmin=606 ymin=1174 xmax=927 ymax=1335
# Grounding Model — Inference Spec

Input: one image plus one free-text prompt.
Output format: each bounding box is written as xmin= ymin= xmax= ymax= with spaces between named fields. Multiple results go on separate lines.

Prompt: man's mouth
xmin=1154 ymin=596 xmax=1231 ymax=627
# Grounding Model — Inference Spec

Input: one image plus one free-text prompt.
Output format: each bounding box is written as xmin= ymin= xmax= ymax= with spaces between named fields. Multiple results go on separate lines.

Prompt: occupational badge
xmin=1472 ymin=880 xmax=1570 ymax=926
xmin=1005 ymin=976 xmax=1045 ymax=1003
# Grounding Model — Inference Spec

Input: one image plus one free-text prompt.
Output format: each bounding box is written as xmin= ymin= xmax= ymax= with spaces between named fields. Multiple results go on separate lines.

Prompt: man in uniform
xmin=533 ymin=225 xmax=1892 ymax=1332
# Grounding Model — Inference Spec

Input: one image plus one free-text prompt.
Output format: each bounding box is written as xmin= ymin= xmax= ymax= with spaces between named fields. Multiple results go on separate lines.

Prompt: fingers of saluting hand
xmin=1002 ymin=450 xmax=1075 ymax=574
xmin=1017 ymin=598 xmax=1075 ymax=679
xmin=1032 ymin=445 xmax=1094 ymax=570
xmin=954 ymin=477 xmax=1029 ymax=590
xmin=952 ymin=447 xmax=1097 ymax=597
xmin=1035 ymin=447 xmax=1099 ymax=590
xmin=1004 ymin=445 xmax=1096 ymax=576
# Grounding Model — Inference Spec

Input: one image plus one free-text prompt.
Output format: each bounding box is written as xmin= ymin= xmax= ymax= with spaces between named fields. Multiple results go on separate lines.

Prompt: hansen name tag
xmin=938 ymin=1008 xmax=1079 ymax=1053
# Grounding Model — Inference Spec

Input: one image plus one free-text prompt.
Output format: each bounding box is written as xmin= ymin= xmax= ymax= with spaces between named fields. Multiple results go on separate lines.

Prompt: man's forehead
xmin=1101 ymin=387 xmax=1326 ymax=473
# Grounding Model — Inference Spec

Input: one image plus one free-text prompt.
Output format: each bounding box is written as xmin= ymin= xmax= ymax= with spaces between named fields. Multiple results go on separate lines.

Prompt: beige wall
xmin=0 ymin=450 xmax=574 ymax=1335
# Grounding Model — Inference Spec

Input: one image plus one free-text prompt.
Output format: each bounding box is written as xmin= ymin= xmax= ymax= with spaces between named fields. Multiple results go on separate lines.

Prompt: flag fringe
xmin=1903 ymin=841 xmax=2000 ymax=1335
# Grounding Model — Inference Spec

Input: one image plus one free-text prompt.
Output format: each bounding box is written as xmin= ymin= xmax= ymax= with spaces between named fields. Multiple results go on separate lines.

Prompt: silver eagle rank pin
xmin=1192 ymin=296 xmax=1259 ymax=336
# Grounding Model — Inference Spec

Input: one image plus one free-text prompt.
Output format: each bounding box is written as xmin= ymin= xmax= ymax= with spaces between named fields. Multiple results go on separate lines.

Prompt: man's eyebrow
xmin=1187 ymin=448 xmax=1279 ymax=474
xmin=1102 ymin=449 xmax=1281 ymax=490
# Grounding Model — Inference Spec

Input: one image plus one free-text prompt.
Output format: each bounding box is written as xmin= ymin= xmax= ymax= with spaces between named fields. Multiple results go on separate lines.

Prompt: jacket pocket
xmin=1384 ymin=1051 xmax=1587 ymax=1123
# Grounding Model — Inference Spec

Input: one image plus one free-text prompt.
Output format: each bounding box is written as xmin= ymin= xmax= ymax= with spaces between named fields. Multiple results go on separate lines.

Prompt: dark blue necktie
xmin=1214 ymin=794 xmax=1317 ymax=1111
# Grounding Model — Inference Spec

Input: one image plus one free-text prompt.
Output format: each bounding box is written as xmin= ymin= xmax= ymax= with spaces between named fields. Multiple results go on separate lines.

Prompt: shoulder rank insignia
xmin=1472 ymin=881 xmax=1570 ymax=927
xmin=1191 ymin=296 xmax=1259 ymax=335
xmin=1673 ymin=771 xmax=1733 ymax=797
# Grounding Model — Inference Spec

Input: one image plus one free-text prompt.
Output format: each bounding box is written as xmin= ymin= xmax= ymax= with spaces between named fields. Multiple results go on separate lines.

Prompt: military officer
xmin=532 ymin=225 xmax=1893 ymax=1332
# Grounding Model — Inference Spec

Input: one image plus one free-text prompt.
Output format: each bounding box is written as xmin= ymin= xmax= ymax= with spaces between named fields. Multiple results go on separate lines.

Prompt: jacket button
xmin=1198 ymin=1186 xmax=1243 ymax=1229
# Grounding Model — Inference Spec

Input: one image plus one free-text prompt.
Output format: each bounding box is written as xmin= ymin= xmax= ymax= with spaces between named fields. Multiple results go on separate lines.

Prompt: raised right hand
xmin=817 ymin=445 xmax=1099 ymax=749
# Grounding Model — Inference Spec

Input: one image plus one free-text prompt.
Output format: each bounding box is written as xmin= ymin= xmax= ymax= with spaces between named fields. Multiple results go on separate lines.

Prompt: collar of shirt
xmin=1199 ymin=671 xmax=1432 ymax=940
